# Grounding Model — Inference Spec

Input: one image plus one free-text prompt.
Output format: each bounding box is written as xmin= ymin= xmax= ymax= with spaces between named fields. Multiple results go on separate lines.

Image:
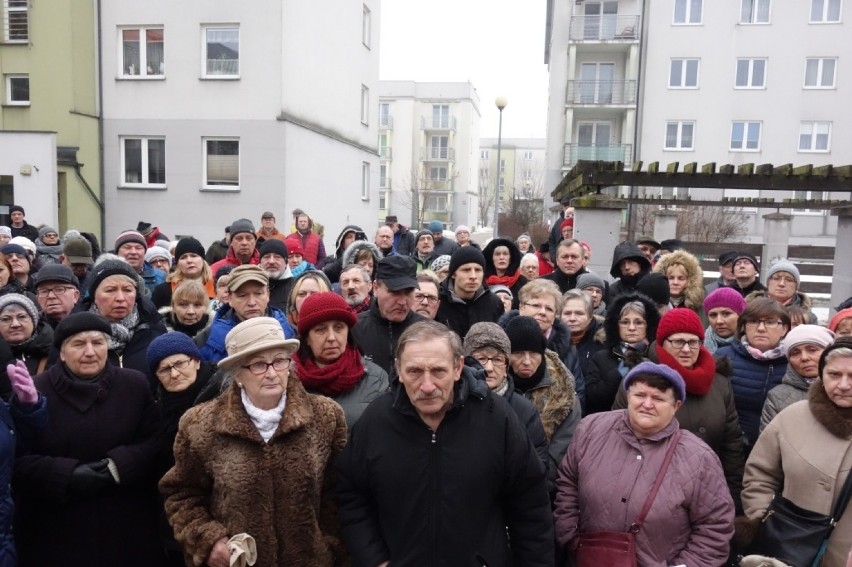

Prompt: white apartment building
xmin=545 ymin=0 xmax=851 ymax=245
xmin=378 ymin=81 xmax=481 ymax=231
xmin=479 ymin=138 xmax=547 ymax=227
xmin=100 ymin=1 xmax=381 ymax=247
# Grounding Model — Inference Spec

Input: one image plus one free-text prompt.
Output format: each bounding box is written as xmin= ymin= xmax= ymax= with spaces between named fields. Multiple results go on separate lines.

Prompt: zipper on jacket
xmin=118 ymin=354 xmax=124 ymax=368
xmin=430 ymin=427 xmax=438 ymax=567
xmin=764 ymin=364 xmax=774 ymax=396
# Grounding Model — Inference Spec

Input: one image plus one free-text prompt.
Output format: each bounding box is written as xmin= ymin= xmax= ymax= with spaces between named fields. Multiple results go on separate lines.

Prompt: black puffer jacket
xmin=608 ymin=241 xmax=652 ymax=300
xmin=483 ymin=238 xmax=527 ymax=309
xmin=352 ymin=300 xmax=427 ymax=375
xmin=435 ymin=279 xmax=504 ymax=339
xmin=323 ymin=225 xmax=368 ymax=284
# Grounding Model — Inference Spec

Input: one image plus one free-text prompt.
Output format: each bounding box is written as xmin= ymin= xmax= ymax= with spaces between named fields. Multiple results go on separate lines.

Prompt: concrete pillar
xmin=653 ymin=209 xmax=678 ymax=243
xmin=571 ymin=194 xmax=627 ymax=281
xmin=830 ymin=206 xmax=852 ymax=312
xmin=760 ymin=213 xmax=793 ymax=281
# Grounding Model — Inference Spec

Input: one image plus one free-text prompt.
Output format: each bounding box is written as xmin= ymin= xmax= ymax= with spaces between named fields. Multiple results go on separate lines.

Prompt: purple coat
xmin=553 ymin=411 xmax=734 ymax=566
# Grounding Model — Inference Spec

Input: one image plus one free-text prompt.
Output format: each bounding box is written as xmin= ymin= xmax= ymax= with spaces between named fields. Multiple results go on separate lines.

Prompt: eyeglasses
xmin=242 ymin=357 xmax=291 ymax=375
xmin=43 ymin=233 xmax=58 ymax=239
xmin=745 ymin=320 xmax=785 ymax=329
xmin=413 ymin=293 xmax=439 ymax=304
xmin=618 ymin=319 xmax=647 ymax=328
xmin=666 ymin=338 xmax=701 ymax=350
xmin=36 ymin=285 xmax=75 ymax=297
xmin=156 ymin=358 xmax=193 ymax=378
xmin=523 ymin=302 xmax=555 ymax=315
xmin=0 ymin=314 xmax=31 ymax=326
xmin=472 ymin=355 xmax=507 ymax=368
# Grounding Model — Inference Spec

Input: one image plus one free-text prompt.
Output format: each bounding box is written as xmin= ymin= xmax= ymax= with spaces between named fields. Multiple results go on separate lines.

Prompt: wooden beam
xmin=774 ymin=163 xmax=793 ymax=175
xmin=756 ymin=163 xmax=773 ymax=175
xmin=720 ymin=164 xmax=735 ymax=175
xmin=738 ymin=163 xmax=755 ymax=175
xmin=701 ymin=162 xmax=717 ymax=174
xmin=631 ymin=160 xmax=643 ymax=172
xmin=666 ymin=162 xmax=679 ymax=174
xmin=648 ymin=162 xmax=659 ymax=174
xmin=684 ymin=162 xmax=697 ymax=174
xmin=814 ymin=165 xmax=833 ymax=177
xmin=793 ymin=164 xmax=813 ymax=176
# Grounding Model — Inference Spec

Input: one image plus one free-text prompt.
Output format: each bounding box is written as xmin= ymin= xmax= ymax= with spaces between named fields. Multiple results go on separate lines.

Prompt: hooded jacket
xmin=483 ymin=238 xmax=527 ymax=309
xmin=759 ymin=363 xmax=812 ymax=432
xmin=608 ymin=241 xmax=652 ymax=299
xmin=322 ymin=225 xmax=368 ymax=283
xmin=653 ymin=249 xmax=706 ymax=315
xmin=340 ymin=240 xmax=381 ymax=279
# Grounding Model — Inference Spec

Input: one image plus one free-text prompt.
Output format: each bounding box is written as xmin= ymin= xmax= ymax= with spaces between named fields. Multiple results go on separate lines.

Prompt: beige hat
xmin=218 ymin=317 xmax=299 ymax=370
xmin=226 ymin=264 xmax=269 ymax=292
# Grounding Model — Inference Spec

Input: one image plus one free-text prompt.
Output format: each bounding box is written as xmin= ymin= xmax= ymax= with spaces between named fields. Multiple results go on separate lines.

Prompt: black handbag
xmin=748 ymin=469 xmax=852 ymax=567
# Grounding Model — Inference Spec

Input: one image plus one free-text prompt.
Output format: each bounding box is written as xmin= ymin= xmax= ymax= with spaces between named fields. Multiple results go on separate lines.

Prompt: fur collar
xmin=808 ymin=378 xmax=852 ymax=439
xmin=529 ymin=350 xmax=577 ymax=442
xmin=652 ymin=250 xmax=705 ymax=312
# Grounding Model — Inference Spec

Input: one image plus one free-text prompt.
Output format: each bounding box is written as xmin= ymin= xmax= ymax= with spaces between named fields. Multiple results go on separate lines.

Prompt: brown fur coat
xmin=159 ymin=376 xmax=348 ymax=567
xmin=653 ymin=249 xmax=705 ymax=314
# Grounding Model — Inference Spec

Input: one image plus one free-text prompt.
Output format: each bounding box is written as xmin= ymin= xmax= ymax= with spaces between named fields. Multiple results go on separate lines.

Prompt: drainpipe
xmin=627 ymin=0 xmax=650 ymax=240
xmin=95 ymin=0 xmax=106 ymax=241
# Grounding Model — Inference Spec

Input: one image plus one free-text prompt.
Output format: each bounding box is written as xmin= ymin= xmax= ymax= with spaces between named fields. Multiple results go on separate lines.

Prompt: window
xmin=432 ymin=104 xmax=449 ymax=128
xmin=425 ymin=195 xmax=449 ymax=213
xmin=428 ymin=166 xmax=448 ymax=181
xmin=735 ymin=58 xmax=766 ymax=88
xmin=5 ymin=74 xmax=28 ymax=105
xmin=799 ymin=122 xmax=831 ymax=151
xmin=664 ymin=121 xmax=695 ymax=150
xmin=810 ymin=0 xmax=842 ymax=22
xmin=3 ymin=0 xmax=27 ymax=42
xmin=480 ymin=150 xmax=489 ymax=159
xmin=361 ymin=85 xmax=369 ymax=125
xmin=362 ymin=4 xmax=371 ymax=48
xmin=120 ymin=28 xmax=164 ymax=77
xmin=673 ymin=0 xmax=702 ymax=24
xmin=499 ymin=159 xmax=506 ymax=174
xmin=523 ymin=151 xmax=534 ymax=160
xmin=523 ymin=169 xmax=533 ymax=181
xmin=430 ymin=136 xmax=448 ymax=159
xmin=669 ymin=59 xmax=700 ymax=88
xmin=120 ymin=137 xmax=166 ymax=187
xmin=730 ymin=121 xmax=762 ymax=151
xmin=379 ymin=191 xmax=388 ymax=210
xmin=361 ymin=162 xmax=370 ymax=200
xmin=203 ymin=26 xmax=239 ymax=78
xmin=740 ymin=0 xmax=770 ymax=23
xmin=804 ymin=58 xmax=836 ymax=87
xmin=203 ymin=138 xmax=239 ymax=190
xmin=379 ymin=164 xmax=388 ymax=188
xmin=379 ymin=103 xmax=390 ymax=127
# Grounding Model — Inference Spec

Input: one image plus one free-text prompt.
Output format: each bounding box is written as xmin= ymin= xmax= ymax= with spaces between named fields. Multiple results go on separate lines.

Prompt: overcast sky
xmin=379 ymin=0 xmax=550 ymax=139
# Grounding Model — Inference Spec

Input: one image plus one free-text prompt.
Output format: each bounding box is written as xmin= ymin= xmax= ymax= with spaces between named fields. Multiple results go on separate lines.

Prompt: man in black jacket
xmin=8 ymin=205 xmax=39 ymax=241
xmin=542 ymin=239 xmax=588 ymax=293
xmin=352 ymin=255 xmax=426 ymax=374
xmin=258 ymin=239 xmax=293 ymax=311
xmin=547 ymin=196 xmax=573 ymax=263
xmin=434 ymin=247 xmax=504 ymax=338
xmin=337 ymin=320 xmax=554 ymax=567
xmin=385 ymin=215 xmax=416 ymax=257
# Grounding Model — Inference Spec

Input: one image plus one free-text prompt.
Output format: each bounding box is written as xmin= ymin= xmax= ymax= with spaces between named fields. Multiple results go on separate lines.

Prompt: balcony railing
xmin=424 ymin=179 xmax=454 ymax=191
xmin=421 ymin=115 xmax=457 ymax=131
xmin=563 ymin=143 xmax=632 ymax=166
xmin=379 ymin=146 xmax=392 ymax=159
xmin=566 ymin=80 xmax=637 ymax=105
xmin=379 ymin=177 xmax=392 ymax=189
xmin=420 ymin=147 xmax=456 ymax=162
xmin=379 ymin=115 xmax=393 ymax=129
xmin=568 ymin=15 xmax=640 ymax=42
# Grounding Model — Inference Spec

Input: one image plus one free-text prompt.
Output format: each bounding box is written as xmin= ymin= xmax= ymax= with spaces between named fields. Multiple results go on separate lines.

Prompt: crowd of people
xmin=0 ymin=201 xmax=850 ymax=567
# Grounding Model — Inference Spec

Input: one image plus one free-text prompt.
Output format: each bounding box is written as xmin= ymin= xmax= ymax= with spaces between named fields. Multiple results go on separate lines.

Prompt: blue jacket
xmin=140 ymin=262 xmax=166 ymax=297
xmin=714 ymin=340 xmax=786 ymax=450
xmin=199 ymin=304 xmax=295 ymax=363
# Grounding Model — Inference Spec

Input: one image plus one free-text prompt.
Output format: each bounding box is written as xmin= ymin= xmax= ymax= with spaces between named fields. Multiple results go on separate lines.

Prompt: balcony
xmin=379 ymin=115 xmax=393 ymax=129
xmin=420 ymin=147 xmax=456 ymax=162
xmin=379 ymin=146 xmax=392 ymax=159
xmin=568 ymin=15 xmax=640 ymax=42
xmin=424 ymin=178 xmax=454 ymax=192
xmin=379 ymin=177 xmax=392 ymax=190
xmin=566 ymin=80 xmax=637 ymax=105
xmin=421 ymin=115 xmax=457 ymax=131
xmin=563 ymin=143 xmax=632 ymax=166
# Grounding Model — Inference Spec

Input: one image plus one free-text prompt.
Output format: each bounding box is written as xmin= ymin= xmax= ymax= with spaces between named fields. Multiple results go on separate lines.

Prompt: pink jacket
xmin=553 ymin=411 xmax=734 ymax=566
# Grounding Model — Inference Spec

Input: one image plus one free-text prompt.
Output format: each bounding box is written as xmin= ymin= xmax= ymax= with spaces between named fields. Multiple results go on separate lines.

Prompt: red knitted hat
xmin=297 ymin=291 xmax=357 ymax=336
xmin=561 ymin=218 xmax=574 ymax=229
xmin=285 ymin=238 xmax=304 ymax=256
xmin=656 ymin=308 xmax=705 ymax=344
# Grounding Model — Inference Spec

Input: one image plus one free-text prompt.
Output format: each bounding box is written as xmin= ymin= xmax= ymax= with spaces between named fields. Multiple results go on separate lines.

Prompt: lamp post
xmin=492 ymin=96 xmax=508 ymax=239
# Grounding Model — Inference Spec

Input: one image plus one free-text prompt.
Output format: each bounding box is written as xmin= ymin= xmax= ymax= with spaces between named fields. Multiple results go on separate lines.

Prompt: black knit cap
xmin=259 ymin=239 xmax=288 ymax=259
xmin=635 ymin=272 xmax=671 ymax=307
xmin=818 ymin=335 xmax=852 ymax=377
xmin=174 ymin=237 xmax=205 ymax=260
xmin=85 ymin=259 xmax=140 ymax=298
xmin=504 ymin=316 xmax=546 ymax=354
xmin=448 ymin=246 xmax=486 ymax=278
xmin=53 ymin=312 xmax=112 ymax=349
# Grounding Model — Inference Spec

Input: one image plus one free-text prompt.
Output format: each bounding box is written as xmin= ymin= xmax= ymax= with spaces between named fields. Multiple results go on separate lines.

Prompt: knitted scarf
xmin=90 ymin=303 xmax=139 ymax=354
xmin=656 ymin=345 xmax=716 ymax=395
xmin=704 ymin=327 xmax=736 ymax=353
xmin=486 ymin=271 xmax=521 ymax=289
xmin=293 ymin=346 xmax=364 ymax=396
xmin=240 ymin=387 xmax=286 ymax=443
xmin=511 ymin=362 xmax=546 ymax=393
xmin=742 ymin=336 xmax=785 ymax=361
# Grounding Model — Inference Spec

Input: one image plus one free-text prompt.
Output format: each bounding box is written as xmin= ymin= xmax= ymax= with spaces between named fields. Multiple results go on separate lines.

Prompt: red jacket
xmin=210 ymin=246 xmax=260 ymax=276
xmin=286 ymin=232 xmax=326 ymax=268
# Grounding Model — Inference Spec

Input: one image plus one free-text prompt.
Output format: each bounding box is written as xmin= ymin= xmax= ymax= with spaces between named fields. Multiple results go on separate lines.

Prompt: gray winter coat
xmin=326 ymin=358 xmax=389 ymax=431
xmin=759 ymin=365 xmax=810 ymax=433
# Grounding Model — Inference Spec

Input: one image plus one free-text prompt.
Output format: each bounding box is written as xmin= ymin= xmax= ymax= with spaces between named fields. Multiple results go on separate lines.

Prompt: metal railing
xmin=568 ymin=15 xmax=640 ymax=42
xmin=379 ymin=115 xmax=393 ymax=129
xmin=379 ymin=177 xmax=392 ymax=189
xmin=420 ymin=115 xmax=457 ymax=131
xmin=420 ymin=147 xmax=456 ymax=161
xmin=3 ymin=2 xmax=28 ymax=43
xmin=379 ymin=146 xmax=392 ymax=159
xmin=563 ymin=143 xmax=632 ymax=166
xmin=566 ymin=80 xmax=637 ymax=105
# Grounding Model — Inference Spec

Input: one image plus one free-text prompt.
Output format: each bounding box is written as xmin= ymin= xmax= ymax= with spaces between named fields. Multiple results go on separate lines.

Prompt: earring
xmin=237 ymin=382 xmax=243 ymax=387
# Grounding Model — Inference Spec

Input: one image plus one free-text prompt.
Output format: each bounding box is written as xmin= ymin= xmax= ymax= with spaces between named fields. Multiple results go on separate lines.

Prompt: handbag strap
xmin=831 ymin=463 xmax=852 ymax=523
xmin=629 ymin=429 xmax=682 ymax=533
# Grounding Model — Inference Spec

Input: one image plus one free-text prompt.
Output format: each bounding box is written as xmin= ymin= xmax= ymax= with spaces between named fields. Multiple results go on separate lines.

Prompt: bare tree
xmin=478 ymin=164 xmax=497 ymax=227
xmin=676 ymin=206 xmax=748 ymax=242
xmin=398 ymin=164 xmax=459 ymax=228
xmin=629 ymin=203 xmax=657 ymax=237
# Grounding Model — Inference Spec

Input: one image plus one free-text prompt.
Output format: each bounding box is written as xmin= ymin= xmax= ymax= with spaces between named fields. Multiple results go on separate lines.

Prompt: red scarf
xmin=293 ymin=345 xmax=365 ymax=397
xmin=656 ymin=345 xmax=716 ymax=396
xmin=486 ymin=272 xmax=521 ymax=289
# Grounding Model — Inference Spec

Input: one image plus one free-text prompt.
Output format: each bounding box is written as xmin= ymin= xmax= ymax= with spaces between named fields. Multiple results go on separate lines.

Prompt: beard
xmin=345 ymin=291 xmax=367 ymax=307
xmin=264 ymin=269 xmax=283 ymax=280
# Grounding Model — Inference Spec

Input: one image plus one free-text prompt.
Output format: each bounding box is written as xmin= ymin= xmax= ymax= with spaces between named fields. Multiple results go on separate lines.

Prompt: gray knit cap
xmin=430 ymin=255 xmax=451 ymax=273
xmin=0 ymin=293 xmax=39 ymax=325
xmin=577 ymin=272 xmax=606 ymax=291
xmin=463 ymin=322 xmax=511 ymax=359
xmin=767 ymin=259 xmax=800 ymax=286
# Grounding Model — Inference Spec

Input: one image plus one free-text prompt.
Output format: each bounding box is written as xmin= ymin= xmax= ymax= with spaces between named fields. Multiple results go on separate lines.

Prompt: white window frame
xmin=810 ymin=0 xmax=842 ymax=23
xmin=120 ymin=137 xmax=167 ymax=189
xmin=425 ymin=194 xmax=449 ymax=213
xmin=499 ymin=159 xmax=506 ymax=174
xmin=379 ymin=191 xmax=388 ymax=210
xmin=5 ymin=74 xmax=29 ymax=106
xmin=798 ymin=122 xmax=831 ymax=152
xmin=804 ymin=58 xmax=837 ymax=88
xmin=119 ymin=27 xmax=165 ymax=79
xmin=735 ymin=58 xmax=767 ymax=88
xmin=523 ymin=150 xmax=534 ymax=160
xmin=673 ymin=0 xmax=702 ymax=24
xmin=740 ymin=0 xmax=771 ymax=23
xmin=428 ymin=166 xmax=448 ymax=181
xmin=664 ymin=121 xmax=695 ymax=151
xmin=669 ymin=58 xmax=700 ymax=88
xmin=480 ymin=150 xmax=489 ymax=159
xmin=361 ymin=162 xmax=370 ymax=200
xmin=202 ymin=25 xmax=240 ymax=79
xmin=360 ymin=85 xmax=369 ymax=125
xmin=202 ymin=137 xmax=240 ymax=191
xmin=378 ymin=103 xmax=390 ymax=127
xmin=3 ymin=0 xmax=27 ymax=43
xmin=730 ymin=121 xmax=762 ymax=151
xmin=362 ymin=4 xmax=371 ymax=48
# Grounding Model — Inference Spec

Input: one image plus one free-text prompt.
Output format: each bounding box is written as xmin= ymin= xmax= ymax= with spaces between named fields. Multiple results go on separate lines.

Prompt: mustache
xmin=414 ymin=391 xmax=443 ymax=401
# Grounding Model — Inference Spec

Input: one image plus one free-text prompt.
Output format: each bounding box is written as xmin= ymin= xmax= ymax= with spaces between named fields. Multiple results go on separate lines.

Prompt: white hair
xmin=520 ymin=253 xmax=539 ymax=267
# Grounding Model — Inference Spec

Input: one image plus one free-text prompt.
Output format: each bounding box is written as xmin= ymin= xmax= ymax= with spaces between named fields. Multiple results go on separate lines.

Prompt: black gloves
xmin=68 ymin=459 xmax=115 ymax=496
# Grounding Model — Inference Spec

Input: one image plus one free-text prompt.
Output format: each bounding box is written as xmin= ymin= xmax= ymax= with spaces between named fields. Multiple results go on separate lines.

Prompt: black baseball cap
xmin=375 ymin=255 xmax=419 ymax=291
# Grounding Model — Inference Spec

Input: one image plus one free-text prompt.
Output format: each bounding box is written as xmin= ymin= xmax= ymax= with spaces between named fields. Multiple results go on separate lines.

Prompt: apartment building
xmin=479 ymin=138 xmax=547 ymax=227
xmin=378 ymin=81 xmax=481 ymax=231
xmin=100 ymin=1 xmax=381 ymax=246
xmin=545 ymin=0 xmax=851 ymax=245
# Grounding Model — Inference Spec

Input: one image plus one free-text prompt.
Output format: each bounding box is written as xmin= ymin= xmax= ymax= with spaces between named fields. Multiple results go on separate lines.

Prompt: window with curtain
xmin=735 ymin=58 xmax=766 ymax=88
xmin=669 ymin=59 xmax=699 ymax=88
xmin=121 ymin=137 xmax=166 ymax=187
xmin=665 ymin=121 xmax=695 ymax=150
xmin=804 ymin=58 xmax=836 ymax=87
xmin=740 ymin=0 xmax=771 ymax=23
xmin=798 ymin=122 xmax=831 ymax=151
xmin=121 ymin=27 xmax=164 ymax=77
xmin=204 ymin=27 xmax=239 ymax=77
xmin=730 ymin=121 xmax=761 ymax=151
xmin=810 ymin=0 xmax=841 ymax=22
xmin=673 ymin=0 xmax=702 ymax=24
xmin=204 ymin=139 xmax=239 ymax=189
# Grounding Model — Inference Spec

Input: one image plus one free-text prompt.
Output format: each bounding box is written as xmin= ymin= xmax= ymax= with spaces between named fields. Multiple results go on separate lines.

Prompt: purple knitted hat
xmin=623 ymin=361 xmax=686 ymax=402
xmin=703 ymin=287 xmax=747 ymax=315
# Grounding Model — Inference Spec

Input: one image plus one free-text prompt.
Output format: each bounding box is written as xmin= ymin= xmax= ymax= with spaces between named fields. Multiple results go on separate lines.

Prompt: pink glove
xmin=7 ymin=360 xmax=38 ymax=405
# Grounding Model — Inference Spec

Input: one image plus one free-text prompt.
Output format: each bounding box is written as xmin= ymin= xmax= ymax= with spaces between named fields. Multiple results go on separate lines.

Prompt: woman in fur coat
xmin=653 ymin=249 xmax=706 ymax=320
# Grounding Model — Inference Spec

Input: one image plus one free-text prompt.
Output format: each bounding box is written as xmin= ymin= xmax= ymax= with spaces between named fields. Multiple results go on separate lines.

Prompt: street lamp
xmin=492 ymin=96 xmax=508 ymax=239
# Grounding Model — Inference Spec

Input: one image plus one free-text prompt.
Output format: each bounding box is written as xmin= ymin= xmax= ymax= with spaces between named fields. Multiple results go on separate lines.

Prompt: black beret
xmin=53 ymin=312 xmax=112 ymax=349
